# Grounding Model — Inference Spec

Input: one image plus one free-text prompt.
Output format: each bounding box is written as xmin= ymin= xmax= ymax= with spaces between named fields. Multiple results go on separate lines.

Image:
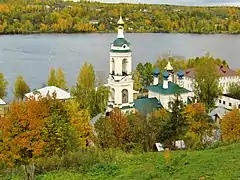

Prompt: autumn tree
xmin=65 ymin=100 xmax=93 ymax=149
xmin=95 ymin=108 xmax=129 ymax=149
xmin=56 ymin=67 xmax=67 ymax=89
xmin=194 ymin=56 xmax=222 ymax=111
xmin=47 ymin=67 xmax=67 ymax=89
xmin=221 ymin=108 xmax=240 ymax=142
xmin=41 ymin=94 xmax=78 ymax=157
xmin=184 ymin=103 xmax=214 ymax=148
xmin=0 ymin=97 xmax=49 ymax=180
xmin=0 ymin=72 xmax=8 ymax=99
xmin=72 ymin=63 xmax=109 ymax=118
xmin=47 ymin=68 xmax=57 ymax=87
xmin=14 ymin=75 xmax=30 ymax=100
xmin=77 ymin=62 xmax=95 ymax=89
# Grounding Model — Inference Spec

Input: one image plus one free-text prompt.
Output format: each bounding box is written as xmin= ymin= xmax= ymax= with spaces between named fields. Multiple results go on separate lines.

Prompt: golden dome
xmin=165 ymin=61 xmax=173 ymax=71
xmin=117 ymin=16 xmax=124 ymax=25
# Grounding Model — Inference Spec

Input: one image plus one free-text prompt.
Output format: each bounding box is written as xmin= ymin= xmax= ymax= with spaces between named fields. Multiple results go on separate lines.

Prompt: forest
xmin=0 ymin=0 xmax=240 ymax=34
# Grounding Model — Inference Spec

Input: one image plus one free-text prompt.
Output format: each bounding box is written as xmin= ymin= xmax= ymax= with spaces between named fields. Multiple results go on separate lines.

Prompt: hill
xmin=31 ymin=143 xmax=240 ymax=179
xmin=0 ymin=0 xmax=240 ymax=34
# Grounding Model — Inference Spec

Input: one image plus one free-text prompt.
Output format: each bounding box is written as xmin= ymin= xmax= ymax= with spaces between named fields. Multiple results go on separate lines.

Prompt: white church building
xmin=106 ymin=16 xmax=194 ymax=114
xmin=107 ymin=16 xmax=134 ymax=110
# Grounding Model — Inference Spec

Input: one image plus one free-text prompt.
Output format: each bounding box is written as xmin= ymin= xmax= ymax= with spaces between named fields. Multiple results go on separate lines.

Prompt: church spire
xmin=117 ymin=16 xmax=124 ymax=38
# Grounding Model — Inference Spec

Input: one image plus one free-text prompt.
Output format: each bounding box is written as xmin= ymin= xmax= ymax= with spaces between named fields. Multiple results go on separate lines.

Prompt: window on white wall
xmin=122 ymin=59 xmax=128 ymax=75
xmin=223 ymin=101 xmax=225 ymax=105
xmin=229 ymin=102 xmax=232 ymax=107
xmin=122 ymin=89 xmax=128 ymax=104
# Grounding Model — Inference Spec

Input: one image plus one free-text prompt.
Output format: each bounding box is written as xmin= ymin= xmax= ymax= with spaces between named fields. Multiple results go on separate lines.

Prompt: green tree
xmin=72 ymin=63 xmax=109 ymax=118
xmin=135 ymin=62 xmax=153 ymax=90
xmin=194 ymin=56 xmax=222 ymax=111
xmin=228 ymin=83 xmax=240 ymax=99
xmin=0 ymin=73 xmax=8 ymax=99
xmin=56 ymin=67 xmax=67 ymax=89
xmin=42 ymin=95 xmax=78 ymax=157
xmin=47 ymin=68 xmax=57 ymax=87
xmin=14 ymin=75 xmax=30 ymax=100
xmin=158 ymin=94 xmax=187 ymax=149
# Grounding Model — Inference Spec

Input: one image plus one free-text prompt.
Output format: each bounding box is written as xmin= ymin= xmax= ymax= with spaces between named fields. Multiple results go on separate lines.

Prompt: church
xmin=106 ymin=16 xmax=194 ymax=114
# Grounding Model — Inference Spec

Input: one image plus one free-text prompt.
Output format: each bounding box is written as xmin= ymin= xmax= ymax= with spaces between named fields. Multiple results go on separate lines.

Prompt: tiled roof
xmin=25 ymin=86 xmax=71 ymax=100
xmin=134 ymin=97 xmax=161 ymax=115
xmin=147 ymin=82 xmax=190 ymax=95
xmin=223 ymin=94 xmax=240 ymax=100
xmin=184 ymin=66 xmax=238 ymax=78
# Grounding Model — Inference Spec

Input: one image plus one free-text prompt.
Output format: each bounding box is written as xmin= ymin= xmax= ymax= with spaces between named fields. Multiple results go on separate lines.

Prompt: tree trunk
xmin=23 ymin=164 xmax=35 ymax=180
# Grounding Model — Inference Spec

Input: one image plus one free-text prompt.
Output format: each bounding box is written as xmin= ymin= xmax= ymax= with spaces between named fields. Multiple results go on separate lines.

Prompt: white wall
xmin=109 ymin=52 xmax=132 ymax=76
xmin=216 ymin=95 xmax=240 ymax=110
xmin=219 ymin=76 xmax=240 ymax=94
xmin=183 ymin=75 xmax=240 ymax=94
xmin=148 ymin=90 xmax=193 ymax=111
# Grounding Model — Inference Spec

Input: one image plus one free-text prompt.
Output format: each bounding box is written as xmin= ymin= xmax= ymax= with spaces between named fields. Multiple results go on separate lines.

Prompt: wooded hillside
xmin=0 ymin=0 xmax=240 ymax=34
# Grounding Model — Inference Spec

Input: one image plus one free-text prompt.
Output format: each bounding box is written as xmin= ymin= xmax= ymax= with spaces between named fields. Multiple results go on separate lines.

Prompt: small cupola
xmin=153 ymin=68 xmax=160 ymax=77
xmin=163 ymin=71 xmax=169 ymax=80
xmin=177 ymin=70 xmax=184 ymax=80
xmin=153 ymin=68 xmax=160 ymax=85
xmin=162 ymin=71 xmax=169 ymax=89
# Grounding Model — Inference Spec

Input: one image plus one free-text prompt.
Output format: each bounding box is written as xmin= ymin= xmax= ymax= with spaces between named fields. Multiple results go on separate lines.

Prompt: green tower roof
xmin=113 ymin=38 xmax=130 ymax=47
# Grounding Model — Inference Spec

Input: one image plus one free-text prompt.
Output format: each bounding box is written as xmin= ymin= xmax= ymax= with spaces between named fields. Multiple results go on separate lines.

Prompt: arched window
xmin=122 ymin=89 xmax=128 ymax=104
xmin=122 ymin=59 xmax=128 ymax=75
xmin=111 ymin=88 xmax=115 ymax=102
xmin=111 ymin=58 xmax=115 ymax=75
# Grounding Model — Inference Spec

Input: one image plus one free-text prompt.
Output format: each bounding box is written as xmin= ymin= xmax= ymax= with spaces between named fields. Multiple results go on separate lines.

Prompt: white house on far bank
xmin=183 ymin=65 xmax=240 ymax=94
xmin=25 ymin=86 xmax=71 ymax=100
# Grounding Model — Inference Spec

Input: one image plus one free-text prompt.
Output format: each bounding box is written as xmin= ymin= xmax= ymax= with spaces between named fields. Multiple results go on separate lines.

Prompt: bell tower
xmin=107 ymin=16 xmax=134 ymax=109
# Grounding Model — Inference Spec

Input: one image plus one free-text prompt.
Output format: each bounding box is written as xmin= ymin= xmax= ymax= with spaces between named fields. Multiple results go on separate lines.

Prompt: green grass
xmin=3 ymin=143 xmax=240 ymax=180
xmin=35 ymin=143 xmax=240 ymax=180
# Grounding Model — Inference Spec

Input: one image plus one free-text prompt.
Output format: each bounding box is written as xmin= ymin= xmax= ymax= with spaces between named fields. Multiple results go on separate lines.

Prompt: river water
xmin=0 ymin=33 xmax=239 ymax=101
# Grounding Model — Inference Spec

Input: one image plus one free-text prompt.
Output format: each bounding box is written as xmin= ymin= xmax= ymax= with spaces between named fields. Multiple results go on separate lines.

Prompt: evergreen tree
xmin=14 ymin=75 xmax=30 ymax=100
xmin=158 ymin=94 xmax=187 ymax=149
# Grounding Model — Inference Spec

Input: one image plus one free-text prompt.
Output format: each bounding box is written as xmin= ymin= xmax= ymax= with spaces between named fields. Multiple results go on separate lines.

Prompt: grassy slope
xmin=37 ymin=143 xmax=240 ymax=180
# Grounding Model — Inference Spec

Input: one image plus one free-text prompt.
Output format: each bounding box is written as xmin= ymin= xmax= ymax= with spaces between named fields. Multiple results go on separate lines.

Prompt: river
xmin=0 ymin=33 xmax=239 ymax=101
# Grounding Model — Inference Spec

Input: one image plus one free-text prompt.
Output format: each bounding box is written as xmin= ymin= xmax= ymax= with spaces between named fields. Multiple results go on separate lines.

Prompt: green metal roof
xmin=110 ymin=49 xmax=131 ymax=53
xmin=134 ymin=97 xmax=161 ymax=115
xmin=113 ymin=38 xmax=130 ymax=47
xmin=147 ymin=82 xmax=190 ymax=95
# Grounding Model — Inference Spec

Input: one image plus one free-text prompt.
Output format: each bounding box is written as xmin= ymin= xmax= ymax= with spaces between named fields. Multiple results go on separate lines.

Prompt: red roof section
xmin=184 ymin=65 xmax=238 ymax=78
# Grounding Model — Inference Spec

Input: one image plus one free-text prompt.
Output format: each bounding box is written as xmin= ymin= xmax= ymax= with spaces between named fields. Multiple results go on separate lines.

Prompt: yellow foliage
xmin=184 ymin=103 xmax=213 ymax=148
xmin=221 ymin=108 xmax=240 ymax=142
